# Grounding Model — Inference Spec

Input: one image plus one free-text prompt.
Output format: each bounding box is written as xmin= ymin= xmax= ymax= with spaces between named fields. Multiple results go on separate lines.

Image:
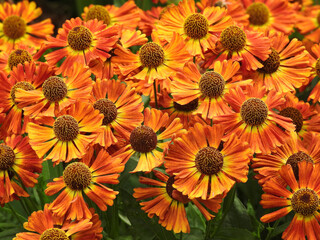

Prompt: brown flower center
xmin=199 ymin=72 xmax=225 ymax=98
xmin=139 ymin=42 xmax=165 ymax=68
xmin=0 ymin=145 xmax=15 ymax=171
xmin=8 ymin=49 xmax=32 ymax=70
xmin=63 ymin=162 xmax=92 ymax=190
xmin=183 ymin=13 xmax=209 ymax=39
xmin=85 ymin=5 xmax=111 ymax=26
xmin=220 ymin=26 xmax=247 ymax=52
xmin=173 ymin=98 xmax=199 ymax=112
xmin=215 ymin=1 xmax=228 ymax=8
xmin=42 ymin=76 xmax=68 ymax=102
xmin=317 ymin=12 xmax=320 ymax=26
xmin=166 ymin=175 xmax=175 ymax=199
xmin=258 ymin=48 xmax=280 ymax=74
xmin=93 ymin=98 xmax=117 ymax=125
xmin=130 ymin=126 xmax=157 ymax=153
xmin=67 ymin=26 xmax=93 ymax=51
xmin=287 ymin=152 xmax=313 ymax=179
xmin=3 ymin=15 xmax=26 ymax=40
xmin=195 ymin=147 xmax=223 ymax=175
xmin=291 ymin=188 xmax=319 ymax=217
xmin=40 ymin=228 xmax=68 ymax=240
xmin=246 ymin=2 xmax=270 ymax=26
xmin=240 ymin=98 xmax=268 ymax=126
xmin=53 ymin=115 xmax=79 ymax=141
xmin=279 ymin=107 xmax=303 ymax=132
xmin=10 ymin=81 xmax=35 ymax=105
xmin=315 ymin=58 xmax=320 ymax=77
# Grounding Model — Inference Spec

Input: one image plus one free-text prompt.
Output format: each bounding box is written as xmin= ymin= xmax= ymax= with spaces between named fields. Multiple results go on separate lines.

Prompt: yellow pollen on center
xmin=67 ymin=26 xmax=93 ymax=51
xmin=85 ymin=5 xmax=111 ymax=26
xmin=139 ymin=42 xmax=165 ymax=68
xmin=315 ymin=58 xmax=320 ymax=77
xmin=291 ymin=188 xmax=319 ymax=217
xmin=0 ymin=145 xmax=15 ymax=171
xmin=220 ymin=25 xmax=247 ymax=52
xmin=183 ymin=13 xmax=209 ymax=39
xmin=3 ymin=15 xmax=26 ymax=40
xmin=240 ymin=98 xmax=268 ymax=126
xmin=63 ymin=162 xmax=92 ymax=190
xmin=246 ymin=2 xmax=270 ymax=26
xmin=8 ymin=49 xmax=32 ymax=70
xmin=10 ymin=81 xmax=35 ymax=105
xmin=40 ymin=228 xmax=68 ymax=240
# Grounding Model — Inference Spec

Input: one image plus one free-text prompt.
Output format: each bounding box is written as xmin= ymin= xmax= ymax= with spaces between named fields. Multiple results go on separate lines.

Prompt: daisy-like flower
xmin=27 ymin=101 xmax=103 ymax=164
xmin=172 ymin=60 xmax=251 ymax=119
xmin=260 ymin=161 xmax=320 ymax=240
xmin=0 ymin=0 xmax=54 ymax=51
xmin=81 ymin=1 xmax=140 ymax=30
xmin=204 ymin=24 xmax=270 ymax=71
xmin=14 ymin=204 xmax=103 ymax=240
xmin=296 ymin=6 xmax=320 ymax=43
xmin=36 ymin=17 xmax=119 ymax=75
xmin=157 ymin=0 xmax=233 ymax=57
xmin=165 ymin=123 xmax=251 ymax=199
xmin=139 ymin=7 xmax=163 ymax=36
xmin=133 ymin=170 xmax=223 ymax=233
xmin=250 ymin=32 xmax=310 ymax=93
xmin=114 ymin=108 xmax=185 ymax=173
xmin=241 ymin=0 xmax=295 ymax=34
xmin=15 ymin=63 xmax=92 ymax=118
xmin=0 ymin=135 xmax=41 ymax=205
xmin=113 ymin=32 xmax=191 ymax=84
xmin=307 ymin=43 xmax=320 ymax=103
xmin=0 ymin=62 xmax=54 ymax=138
xmin=213 ymin=86 xmax=295 ymax=154
xmin=90 ymin=79 xmax=144 ymax=148
xmin=45 ymin=148 xmax=124 ymax=220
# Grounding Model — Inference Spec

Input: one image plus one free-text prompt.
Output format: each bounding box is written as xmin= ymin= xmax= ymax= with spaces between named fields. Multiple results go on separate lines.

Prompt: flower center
xmin=317 ymin=12 xmax=320 ymax=26
xmin=8 ymin=49 xmax=32 ymax=70
xmin=173 ymin=98 xmax=199 ymax=112
xmin=199 ymin=72 xmax=225 ymax=98
xmin=246 ymin=2 xmax=270 ymax=26
xmin=10 ymin=81 xmax=35 ymax=105
xmin=139 ymin=42 xmax=165 ymax=68
xmin=286 ymin=151 xmax=313 ymax=179
xmin=130 ymin=125 xmax=157 ymax=153
xmin=291 ymin=188 xmax=319 ymax=217
xmin=42 ymin=76 xmax=68 ymax=102
xmin=63 ymin=162 xmax=92 ymax=190
xmin=53 ymin=115 xmax=79 ymax=142
xmin=315 ymin=58 xmax=320 ymax=77
xmin=279 ymin=107 xmax=303 ymax=132
xmin=240 ymin=98 xmax=268 ymax=126
xmin=183 ymin=13 xmax=209 ymax=39
xmin=3 ymin=15 xmax=26 ymax=40
xmin=85 ymin=5 xmax=111 ymax=26
xmin=220 ymin=26 xmax=247 ymax=52
xmin=215 ymin=1 xmax=228 ymax=8
xmin=93 ymin=98 xmax=117 ymax=125
xmin=166 ymin=175 xmax=175 ymax=199
xmin=0 ymin=145 xmax=15 ymax=171
xmin=40 ymin=228 xmax=68 ymax=240
xmin=195 ymin=146 xmax=223 ymax=175
xmin=258 ymin=48 xmax=281 ymax=74
xmin=67 ymin=26 xmax=93 ymax=51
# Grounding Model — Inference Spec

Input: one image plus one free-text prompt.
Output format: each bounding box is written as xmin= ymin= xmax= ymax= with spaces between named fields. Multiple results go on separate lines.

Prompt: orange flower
xmin=27 ymin=101 xmax=103 ymax=164
xmin=0 ymin=135 xmax=41 ymax=205
xmin=260 ymin=161 xmax=320 ymax=240
xmin=165 ymin=123 xmax=251 ymax=199
xmin=0 ymin=0 xmax=54 ymax=51
xmin=138 ymin=6 xmax=163 ymax=36
xmin=157 ymin=0 xmax=233 ymax=57
xmin=296 ymin=6 xmax=320 ymax=42
xmin=307 ymin=43 xmax=320 ymax=103
xmin=45 ymin=148 xmax=124 ymax=221
xmin=134 ymin=170 xmax=222 ymax=233
xmin=213 ymin=86 xmax=295 ymax=154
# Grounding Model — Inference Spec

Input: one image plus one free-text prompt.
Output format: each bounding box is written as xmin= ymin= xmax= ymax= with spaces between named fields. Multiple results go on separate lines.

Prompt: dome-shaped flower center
xmin=130 ymin=125 xmax=157 ymax=153
xmin=10 ymin=81 xmax=35 ymax=105
xmin=3 ymin=15 xmax=26 ymax=40
xmin=291 ymin=188 xmax=319 ymax=217
xmin=286 ymin=151 xmax=313 ymax=179
xmin=0 ymin=145 xmax=15 ymax=171
xmin=139 ymin=42 xmax=165 ymax=68
xmin=215 ymin=1 xmax=228 ymax=8
xmin=173 ymin=98 xmax=199 ymax=112
xmin=279 ymin=107 xmax=303 ymax=132
xmin=63 ymin=162 xmax=92 ymax=190
xmin=199 ymin=72 xmax=225 ymax=98
xmin=8 ymin=49 xmax=32 ymax=70
xmin=258 ymin=48 xmax=281 ymax=74
xmin=53 ymin=115 xmax=79 ymax=141
xmin=93 ymin=98 xmax=117 ymax=125
xmin=220 ymin=25 xmax=247 ymax=52
xmin=67 ymin=26 xmax=93 ymax=51
xmin=85 ymin=5 xmax=111 ymax=26
xmin=246 ymin=2 xmax=270 ymax=26
xmin=195 ymin=146 xmax=223 ymax=175
xmin=40 ymin=228 xmax=68 ymax=240
xmin=42 ymin=76 xmax=68 ymax=102
xmin=183 ymin=13 xmax=209 ymax=39
xmin=315 ymin=58 xmax=320 ymax=77
xmin=240 ymin=98 xmax=268 ymax=126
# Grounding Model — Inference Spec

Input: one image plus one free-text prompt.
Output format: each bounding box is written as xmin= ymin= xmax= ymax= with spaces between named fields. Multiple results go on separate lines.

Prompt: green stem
xmin=153 ymin=81 xmax=158 ymax=109
xmin=179 ymin=232 xmax=183 ymax=240
xmin=110 ymin=198 xmax=119 ymax=238
xmin=7 ymin=202 xmax=25 ymax=225
xmin=265 ymin=218 xmax=281 ymax=240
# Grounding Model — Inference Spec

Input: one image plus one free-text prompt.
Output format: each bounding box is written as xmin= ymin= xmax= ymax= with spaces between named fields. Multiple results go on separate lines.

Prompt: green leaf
xmin=215 ymin=227 xmax=257 ymax=240
xmin=185 ymin=204 xmax=206 ymax=233
xmin=0 ymin=228 xmax=23 ymax=238
xmin=271 ymin=222 xmax=290 ymax=238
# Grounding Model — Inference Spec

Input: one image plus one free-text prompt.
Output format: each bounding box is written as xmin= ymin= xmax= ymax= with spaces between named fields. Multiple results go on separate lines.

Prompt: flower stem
xmin=265 ymin=218 xmax=281 ymax=240
xmin=7 ymin=202 xmax=26 ymax=225
xmin=153 ymin=81 xmax=158 ymax=109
